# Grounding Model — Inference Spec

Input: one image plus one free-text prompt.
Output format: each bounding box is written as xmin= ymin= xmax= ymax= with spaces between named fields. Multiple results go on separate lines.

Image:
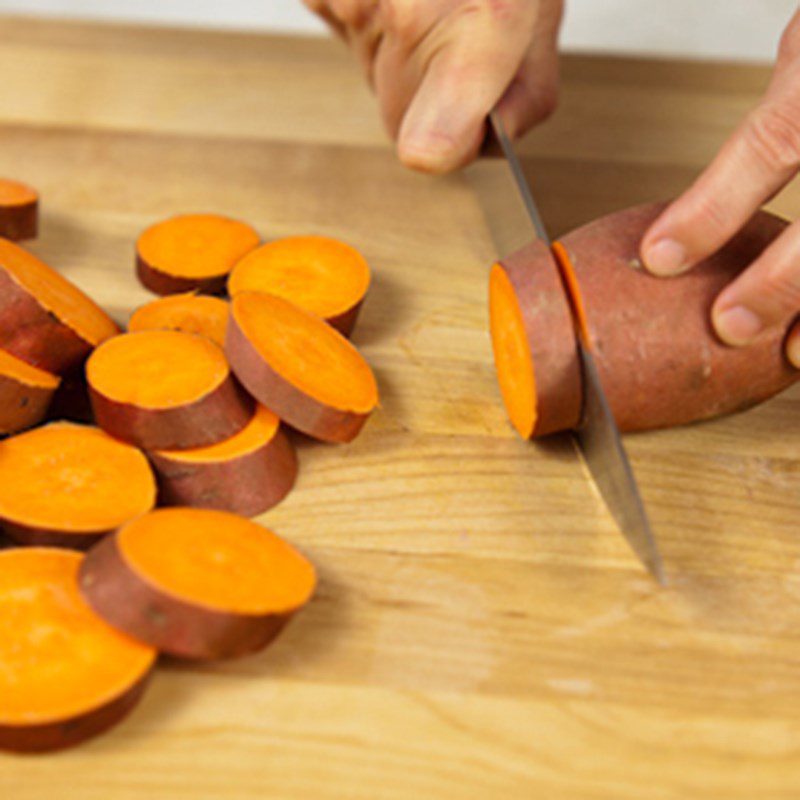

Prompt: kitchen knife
xmin=469 ymin=110 xmax=665 ymax=583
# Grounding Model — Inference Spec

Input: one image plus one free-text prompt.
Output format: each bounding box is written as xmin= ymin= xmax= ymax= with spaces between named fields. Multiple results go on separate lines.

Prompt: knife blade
xmin=469 ymin=110 xmax=665 ymax=583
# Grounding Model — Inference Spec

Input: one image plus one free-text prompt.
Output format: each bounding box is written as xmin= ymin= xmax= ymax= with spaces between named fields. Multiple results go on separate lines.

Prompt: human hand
xmin=641 ymin=8 xmax=800 ymax=368
xmin=303 ymin=0 xmax=564 ymax=173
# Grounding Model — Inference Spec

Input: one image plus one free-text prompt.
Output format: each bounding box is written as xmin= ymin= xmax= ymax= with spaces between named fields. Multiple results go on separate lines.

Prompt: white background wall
xmin=0 ymin=0 xmax=796 ymax=62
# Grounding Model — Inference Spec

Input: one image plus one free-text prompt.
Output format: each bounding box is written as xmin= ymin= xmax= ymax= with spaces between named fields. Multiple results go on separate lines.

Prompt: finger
xmin=327 ymin=0 xmax=384 ymax=78
xmin=371 ymin=0 xmax=454 ymax=139
xmin=641 ymin=93 xmax=800 ymax=276
xmin=712 ymin=219 xmax=800 ymax=345
xmin=348 ymin=18 xmax=384 ymax=82
xmin=302 ymin=0 xmax=347 ymax=38
xmin=396 ymin=7 xmax=540 ymax=173
xmin=494 ymin=8 xmax=562 ymax=140
xmin=787 ymin=318 xmax=800 ymax=368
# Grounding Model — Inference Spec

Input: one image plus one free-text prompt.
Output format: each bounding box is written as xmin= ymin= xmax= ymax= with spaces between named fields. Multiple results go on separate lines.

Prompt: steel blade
xmin=469 ymin=110 xmax=665 ymax=583
xmin=575 ymin=341 xmax=665 ymax=583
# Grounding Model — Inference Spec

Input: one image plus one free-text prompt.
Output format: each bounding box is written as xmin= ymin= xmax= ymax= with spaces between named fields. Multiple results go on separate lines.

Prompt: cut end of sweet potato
xmin=489 ymin=263 xmax=537 ymax=439
xmin=0 ymin=422 xmax=156 ymax=547
xmin=0 ymin=239 xmax=118 ymax=373
xmin=0 ymin=347 xmax=60 ymax=390
xmin=228 ymin=235 xmax=370 ymax=335
xmin=0 ymin=548 xmax=155 ymax=752
xmin=156 ymin=403 xmax=279 ymax=463
xmin=551 ymin=240 xmax=590 ymax=344
xmin=227 ymin=292 xmax=378 ymax=442
xmin=488 ymin=240 xmax=582 ymax=439
xmin=128 ymin=293 xmax=229 ymax=348
xmin=0 ymin=179 xmax=38 ymax=240
xmin=0 ymin=178 xmax=37 ymax=207
xmin=121 ymin=509 xmax=315 ymax=615
xmin=137 ymin=214 xmax=260 ymax=295
xmin=88 ymin=330 xmax=252 ymax=450
xmin=0 ymin=348 xmax=60 ymax=434
xmin=88 ymin=330 xmax=229 ymax=409
xmin=80 ymin=509 xmax=316 ymax=660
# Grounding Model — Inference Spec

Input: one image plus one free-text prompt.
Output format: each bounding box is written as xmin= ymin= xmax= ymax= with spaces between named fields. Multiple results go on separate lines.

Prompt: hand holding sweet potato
xmin=642 ymin=7 xmax=800 ymax=368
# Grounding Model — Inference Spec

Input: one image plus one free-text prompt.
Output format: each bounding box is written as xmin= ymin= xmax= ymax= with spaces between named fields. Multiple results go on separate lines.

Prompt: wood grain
xmin=0 ymin=15 xmax=798 ymax=799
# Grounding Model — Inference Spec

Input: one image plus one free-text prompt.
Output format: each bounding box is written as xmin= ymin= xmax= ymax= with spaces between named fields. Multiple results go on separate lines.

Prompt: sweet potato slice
xmin=0 ymin=422 xmax=156 ymax=548
xmin=228 ymin=235 xmax=371 ymax=336
xmin=227 ymin=292 xmax=378 ymax=443
xmin=88 ymin=330 xmax=252 ymax=450
xmin=0 ymin=548 xmax=156 ymax=753
xmin=0 ymin=348 xmax=60 ymax=434
xmin=128 ymin=293 xmax=229 ymax=348
xmin=150 ymin=404 xmax=298 ymax=516
xmin=0 ymin=239 xmax=118 ymax=373
xmin=0 ymin=178 xmax=38 ymax=240
xmin=552 ymin=202 xmax=798 ymax=432
xmin=80 ymin=508 xmax=317 ymax=660
xmin=137 ymin=214 xmax=260 ymax=295
xmin=489 ymin=239 xmax=582 ymax=438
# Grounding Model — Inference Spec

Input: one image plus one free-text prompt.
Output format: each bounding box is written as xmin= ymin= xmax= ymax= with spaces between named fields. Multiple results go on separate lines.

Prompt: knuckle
xmin=380 ymin=0 xmax=424 ymax=44
xmin=763 ymin=259 xmax=800 ymax=317
xmin=329 ymin=0 xmax=371 ymax=27
xmin=689 ymin=190 xmax=731 ymax=235
xmin=746 ymin=104 xmax=800 ymax=170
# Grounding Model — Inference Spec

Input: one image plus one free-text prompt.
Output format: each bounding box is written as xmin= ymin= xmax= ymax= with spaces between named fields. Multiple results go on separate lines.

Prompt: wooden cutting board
xmin=1 ymin=16 xmax=799 ymax=800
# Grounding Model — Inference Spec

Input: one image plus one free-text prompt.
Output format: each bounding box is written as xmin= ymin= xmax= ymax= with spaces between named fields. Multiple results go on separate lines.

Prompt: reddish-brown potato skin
xmin=0 ymin=373 xmax=57 ymax=435
xmin=556 ymin=202 xmax=798 ymax=432
xmin=0 ymin=267 xmax=98 ymax=374
xmin=79 ymin=534 xmax=295 ymax=660
xmin=89 ymin=374 xmax=253 ymax=451
xmin=1 ymin=522 xmax=108 ymax=550
xmin=136 ymin=256 xmax=227 ymax=296
xmin=0 ymin=200 xmax=37 ymax=241
xmin=226 ymin=312 xmax=371 ymax=443
xmin=497 ymin=240 xmax=583 ymax=437
xmin=326 ymin=300 xmax=363 ymax=338
xmin=0 ymin=671 xmax=151 ymax=753
xmin=149 ymin=427 xmax=298 ymax=516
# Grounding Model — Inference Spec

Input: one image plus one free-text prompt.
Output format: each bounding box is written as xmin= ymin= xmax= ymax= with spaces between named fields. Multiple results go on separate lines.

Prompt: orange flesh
xmin=128 ymin=293 xmax=229 ymax=348
xmin=0 ymin=178 xmax=37 ymax=207
xmin=551 ymin=241 xmax=590 ymax=344
xmin=87 ymin=330 xmax=229 ymax=408
xmin=119 ymin=508 xmax=316 ymax=614
xmin=0 ymin=347 xmax=60 ymax=388
xmin=228 ymin=235 xmax=371 ymax=318
xmin=232 ymin=292 xmax=378 ymax=413
xmin=0 ymin=239 xmax=118 ymax=347
xmin=137 ymin=214 xmax=260 ymax=279
xmin=0 ymin=423 xmax=156 ymax=533
xmin=489 ymin=264 xmax=537 ymax=439
xmin=0 ymin=548 xmax=155 ymax=725
xmin=155 ymin=404 xmax=279 ymax=463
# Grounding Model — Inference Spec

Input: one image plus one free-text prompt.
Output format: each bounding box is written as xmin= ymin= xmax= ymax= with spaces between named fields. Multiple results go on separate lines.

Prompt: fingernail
xmin=398 ymin=129 xmax=454 ymax=172
xmin=643 ymin=239 xmax=689 ymax=276
xmin=788 ymin=332 xmax=800 ymax=369
xmin=715 ymin=305 xmax=763 ymax=345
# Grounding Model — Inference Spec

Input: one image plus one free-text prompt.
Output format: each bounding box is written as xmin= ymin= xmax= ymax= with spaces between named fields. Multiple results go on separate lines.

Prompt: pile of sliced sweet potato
xmin=0 ymin=195 xmax=376 ymax=753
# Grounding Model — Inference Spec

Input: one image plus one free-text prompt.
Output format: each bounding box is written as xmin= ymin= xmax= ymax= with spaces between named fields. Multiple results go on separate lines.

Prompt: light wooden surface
xmin=0 ymin=16 xmax=799 ymax=799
